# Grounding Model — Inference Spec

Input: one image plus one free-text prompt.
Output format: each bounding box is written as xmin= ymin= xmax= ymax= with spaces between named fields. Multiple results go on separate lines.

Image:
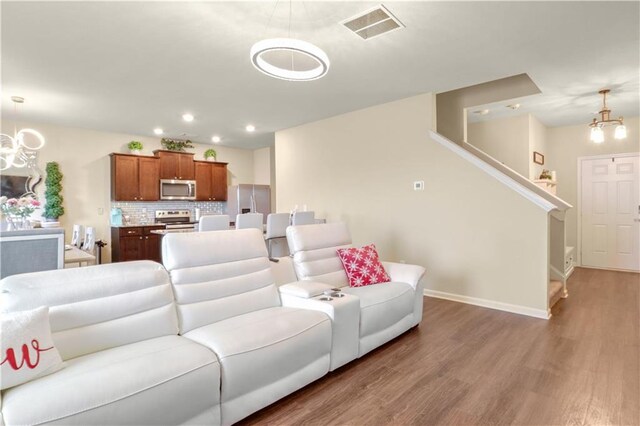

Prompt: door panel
xmin=211 ymin=164 xmax=228 ymax=201
xmin=157 ymin=152 xmax=180 ymax=179
xmin=617 ymin=181 xmax=632 ymax=213
xmin=581 ymin=155 xmax=639 ymax=271
xmin=138 ymin=157 xmax=160 ymax=201
xmin=195 ymin=162 xmax=213 ymax=201
xmin=144 ymin=234 xmax=162 ymax=263
xmin=592 ymin=182 xmax=608 ymax=214
xmin=178 ymin=154 xmax=195 ymax=180
xmin=617 ymin=225 xmax=632 ymax=254
xmin=120 ymin=236 xmax=144 ymax=261
xmin=112 ymin=155 xmax=139 ymax=201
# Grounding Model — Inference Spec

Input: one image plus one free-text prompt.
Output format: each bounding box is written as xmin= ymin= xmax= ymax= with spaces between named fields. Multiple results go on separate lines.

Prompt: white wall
xmin=1 ymin=120 xmax=256 ymax=262
xmin=467 ymin=114 xmax=530 ymax=176
xmin=546 ymin=117 xmax=640 ymax=254
xmin=276 ymin=93 xmax=549 ymax=315
xmin=528 ymin=114 xmax=547 ymax=180
xmin=252 ymin=147 xmax=271 ymax=185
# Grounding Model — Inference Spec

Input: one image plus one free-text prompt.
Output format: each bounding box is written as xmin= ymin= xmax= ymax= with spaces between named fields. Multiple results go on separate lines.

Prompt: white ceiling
xmin=2 ymin=1 xmax=638 ymax=149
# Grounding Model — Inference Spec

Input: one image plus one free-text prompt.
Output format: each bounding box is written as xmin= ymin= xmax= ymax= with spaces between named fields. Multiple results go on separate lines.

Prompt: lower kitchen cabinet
xmin=111 ymin=226 xmax=164 ymax=262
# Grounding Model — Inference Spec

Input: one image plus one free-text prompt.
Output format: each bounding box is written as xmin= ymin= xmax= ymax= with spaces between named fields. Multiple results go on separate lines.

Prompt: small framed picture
xmin=533 ymin=151 xmax=544 ymax=165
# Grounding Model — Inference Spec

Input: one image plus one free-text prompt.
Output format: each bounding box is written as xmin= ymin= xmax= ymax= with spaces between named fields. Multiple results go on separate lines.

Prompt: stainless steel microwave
xmin=160 ymin=179 xmax=196 ymax=201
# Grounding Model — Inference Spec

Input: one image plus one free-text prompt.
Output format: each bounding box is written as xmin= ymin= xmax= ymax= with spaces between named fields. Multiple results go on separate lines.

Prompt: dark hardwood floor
xmin=242 ymin=268 xmax=639 ymax=425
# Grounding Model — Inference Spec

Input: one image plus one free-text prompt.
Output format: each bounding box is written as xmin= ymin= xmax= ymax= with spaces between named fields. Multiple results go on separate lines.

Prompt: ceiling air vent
xmin=341 ymin=4 xmax=405 ymax=40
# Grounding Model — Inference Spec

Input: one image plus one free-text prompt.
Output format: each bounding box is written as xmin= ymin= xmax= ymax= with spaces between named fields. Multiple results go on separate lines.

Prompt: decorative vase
xmin=5 ymin=215 xmax=31 ymax=230
xmin=5 ymin=215 xmax=19 ymax=230
xmin=130 ymin=149 xmax=141 ymax=155
xmin=20 ymin=217 xmax=32 ymax=230
xmin=206 ymin=157 xmax=216 ymax=162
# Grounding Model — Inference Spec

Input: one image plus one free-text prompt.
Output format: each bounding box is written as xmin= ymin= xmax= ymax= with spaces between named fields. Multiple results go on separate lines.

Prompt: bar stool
xmin=236 ymin=213 xmax=263 ymax=231
xmin=198 ymin=215 xmax=230 ymax=232
xmin=265 ymin=213 xmax=290 ymax=258
xmin=292 ymin=211 xmax=315 ymax=226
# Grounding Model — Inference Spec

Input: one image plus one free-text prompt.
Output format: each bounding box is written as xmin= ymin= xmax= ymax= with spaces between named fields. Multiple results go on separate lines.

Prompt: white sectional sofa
xmin=161 ymin=229 xmax=332 ymax=425
xmin=285 ymin=223 xmax=425 ymax=362
xmin=1 ymin=261 xmax=221 ymax=426
xmin=0 ymin=225 xmax=425 ymax=425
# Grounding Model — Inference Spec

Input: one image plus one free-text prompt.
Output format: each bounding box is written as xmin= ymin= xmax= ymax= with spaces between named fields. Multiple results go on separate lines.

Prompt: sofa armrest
xmin=382 ymin=261 xmax=426 ymax=290
xmin=280 ymin=292 xmax=360 ymax=371
xmin=279 ymin=281 xmax=335 ymax=299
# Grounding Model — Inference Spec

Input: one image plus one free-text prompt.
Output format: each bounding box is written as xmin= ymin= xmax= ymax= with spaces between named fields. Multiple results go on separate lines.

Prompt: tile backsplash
xmin=111 ymin=201 xmax=226 ymax=225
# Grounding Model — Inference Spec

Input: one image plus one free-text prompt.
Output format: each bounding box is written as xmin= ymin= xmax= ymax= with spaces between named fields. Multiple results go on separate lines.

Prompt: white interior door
xmin=581 ymin=154 xmax=640 ymax=271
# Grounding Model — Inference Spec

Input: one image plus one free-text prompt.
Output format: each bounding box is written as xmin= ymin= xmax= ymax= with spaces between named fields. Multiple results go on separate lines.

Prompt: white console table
xmin=64 ymin=246 xmax=96 ymax=267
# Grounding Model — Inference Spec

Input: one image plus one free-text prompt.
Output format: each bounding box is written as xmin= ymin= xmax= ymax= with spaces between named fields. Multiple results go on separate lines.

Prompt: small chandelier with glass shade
xmin=0 ymin=97 xmax=46 ymax=171
xmin=589 ymin=89 xmax=627 ymax=144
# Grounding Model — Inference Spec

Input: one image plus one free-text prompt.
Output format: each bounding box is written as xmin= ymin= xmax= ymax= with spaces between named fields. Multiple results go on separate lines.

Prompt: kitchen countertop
xmin=150 ymin=229 xmax=196 ymax=235
xmin=111 ymin=224 xmax=167 ymax=228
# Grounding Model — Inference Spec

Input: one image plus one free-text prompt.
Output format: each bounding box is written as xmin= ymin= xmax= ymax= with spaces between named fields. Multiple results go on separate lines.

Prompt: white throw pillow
xmin=1 ymin=306 xmax=64 ymax=390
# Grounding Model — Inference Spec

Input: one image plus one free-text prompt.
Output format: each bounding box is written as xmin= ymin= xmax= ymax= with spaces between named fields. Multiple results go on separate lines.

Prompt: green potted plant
xmin=204 ymin=148 xmax=217 ymax=162
xmin=539 ymin=169 xmax=553 ymax=180
xmin=161 ymin=138 xmax=194 ymax=152
xmin=128 ymin=141 xmax=143 ymax=155
xmin=43 ymin=162 xmax=64 ymax=227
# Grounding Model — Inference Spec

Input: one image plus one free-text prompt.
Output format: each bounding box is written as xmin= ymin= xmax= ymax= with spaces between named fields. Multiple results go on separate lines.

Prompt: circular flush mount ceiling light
xmin=245 ymin=124 xmax=256 ymax=132
xmin=182 ymin=113 xmax=194 ymax=122
xmin=211 ymin=136 xmax=221 ymax=143
xmin=250 ymin=38 xmax=330 ymax=82
xmin=153 ymin=128 xmax=164 ymax=135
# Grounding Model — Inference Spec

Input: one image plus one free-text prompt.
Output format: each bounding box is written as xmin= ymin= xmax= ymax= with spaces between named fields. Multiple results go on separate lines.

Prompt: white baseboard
xmin=565 ymin=266 xmax=575 ymax=279
xmin=423 ymin=289 xmax=550 ymax=320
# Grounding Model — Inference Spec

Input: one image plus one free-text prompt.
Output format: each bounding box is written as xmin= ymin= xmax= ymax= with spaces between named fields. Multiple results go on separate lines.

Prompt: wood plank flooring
xmin=241 ymin=268 xmax=639 ymax=425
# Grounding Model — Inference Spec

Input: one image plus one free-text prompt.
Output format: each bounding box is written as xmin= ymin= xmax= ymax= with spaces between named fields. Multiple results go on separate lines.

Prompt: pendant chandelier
xmin=250 ymin=1 xmax=330 ymax=81
xmin=0 ymin=97 xmax=46 ymax=171
xmin=589 ymin=89 xmax=627 ymax=144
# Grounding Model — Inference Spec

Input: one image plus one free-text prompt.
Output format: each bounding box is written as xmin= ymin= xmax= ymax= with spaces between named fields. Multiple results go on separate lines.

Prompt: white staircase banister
xmin=429 ymin=130 xmax=565 ymax=212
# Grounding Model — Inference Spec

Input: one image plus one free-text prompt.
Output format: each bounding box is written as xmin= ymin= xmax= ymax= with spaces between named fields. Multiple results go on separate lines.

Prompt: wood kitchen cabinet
xmin=111 ymin=226 xmax=164 ymax=263
xmin=110 ymin=154 xmax=160 ymax=201
xmin=194 ymin=161 xmax=228 ymax=201
xmin=153 ymin=150 xmax=195 ymax=180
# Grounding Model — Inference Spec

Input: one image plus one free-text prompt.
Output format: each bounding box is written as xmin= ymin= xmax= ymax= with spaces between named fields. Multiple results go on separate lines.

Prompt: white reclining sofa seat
xmin=0 ymin=261 xmax=221 ymax=426
xmin=286 ymin=223 xmax=425 ymax=357
xmin=162 ymin=229 xmax=332 ymax=426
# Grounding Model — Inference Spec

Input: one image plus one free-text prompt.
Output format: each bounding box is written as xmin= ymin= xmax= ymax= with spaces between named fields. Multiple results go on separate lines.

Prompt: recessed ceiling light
xmin=506 ymin=103 xmax=521 ymax=110
xmin=473 ymin=109 xmax=490 ymax=115
xmin=211 ymin=135 xmax=221 ymax=143
xmin=153 ymin=128 xmax=163 ymax=135
xmin=245 ymin=124 xmax=256 ymax=132
xmin=182 ymin=113 xmax=194 ymax=122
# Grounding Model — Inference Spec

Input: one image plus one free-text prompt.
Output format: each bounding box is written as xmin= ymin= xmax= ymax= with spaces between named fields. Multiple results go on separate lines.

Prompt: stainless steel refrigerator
xmin=227 ymin=184 xmax=271 ymax=224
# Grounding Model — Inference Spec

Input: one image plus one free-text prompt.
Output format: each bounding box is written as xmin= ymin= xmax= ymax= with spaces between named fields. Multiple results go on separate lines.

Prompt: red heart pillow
xmin=336 ymin=244 xmax=390 ymax=287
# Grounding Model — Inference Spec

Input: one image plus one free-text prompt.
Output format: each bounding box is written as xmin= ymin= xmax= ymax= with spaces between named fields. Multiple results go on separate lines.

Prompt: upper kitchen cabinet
xmin=110 ymin=154 xmax=160 ymax=201
xmin=153 ymin=150 xmax=195 ymax=180
xmin=211 ymin=162 xmax=228 ymax=201
xmin=194 ymin=161 xmax=228 ymax=201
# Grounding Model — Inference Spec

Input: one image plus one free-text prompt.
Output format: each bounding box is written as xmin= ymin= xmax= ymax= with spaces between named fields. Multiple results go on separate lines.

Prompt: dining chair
xmin=265 ymin=213 xmax=290 ymax=258
xmin=236 ymin=213 xmax=263 ymax=231
xmin=199 ymin=214 xmax=230 ymax=232
xmin=292 ymin=211 xmax=315 ymax=226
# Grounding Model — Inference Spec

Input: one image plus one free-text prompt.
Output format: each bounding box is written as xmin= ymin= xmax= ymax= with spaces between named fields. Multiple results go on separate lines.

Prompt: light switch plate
xmin=413 ymin=181 xmax=424 ymax=191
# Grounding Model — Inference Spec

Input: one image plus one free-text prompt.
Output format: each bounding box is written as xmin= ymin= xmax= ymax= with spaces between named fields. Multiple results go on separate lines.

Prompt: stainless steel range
xmin=155 ymin=210 xmax=197 ymax=232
